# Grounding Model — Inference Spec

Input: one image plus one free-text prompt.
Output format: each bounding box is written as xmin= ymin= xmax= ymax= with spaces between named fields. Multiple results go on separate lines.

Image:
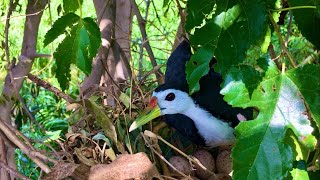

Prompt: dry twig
xmin=131 ymin=0 xmax=164 ymax=84
xmin=0 ymin=161 xmax=31 ymax=180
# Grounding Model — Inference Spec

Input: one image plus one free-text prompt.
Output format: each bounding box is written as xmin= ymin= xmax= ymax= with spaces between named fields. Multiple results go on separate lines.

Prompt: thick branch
xmin=0 ymin=120 xmax=51 ymax=173
xmin=0 ymin=161 xmax=31 ymax=180
xmin=1 ymin=0 xmax=48 ymax=120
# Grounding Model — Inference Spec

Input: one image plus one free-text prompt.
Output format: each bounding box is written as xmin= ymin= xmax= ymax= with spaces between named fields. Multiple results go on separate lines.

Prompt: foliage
xmin=44 ymin=12 xmax=101 ymax=91
xmin=185 ymin=0 xmax=320 ymax=179
xmin=1 ymin=0 xmax=320 ymax=179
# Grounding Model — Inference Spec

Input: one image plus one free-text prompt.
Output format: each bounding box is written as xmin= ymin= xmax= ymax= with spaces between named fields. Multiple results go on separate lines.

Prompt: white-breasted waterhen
xmin=129 ymin=40 xmax=252 ymax=147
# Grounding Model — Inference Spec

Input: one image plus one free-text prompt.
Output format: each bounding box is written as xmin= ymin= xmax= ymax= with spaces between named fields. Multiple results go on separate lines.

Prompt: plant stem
xmin=77 ymin=0 xmax=82 ymax=17
xmin=268 ymin=12 xmax=297 ymax=68
xmin=271 ymin=6 xmax=316 ymax=12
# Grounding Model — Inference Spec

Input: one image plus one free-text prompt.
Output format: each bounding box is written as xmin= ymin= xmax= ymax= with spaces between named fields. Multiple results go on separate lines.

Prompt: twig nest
xmin=208 ymin=173 xmax=232 ymax=180
xmin=169 ymin=156 xmax=193 ymax=176
xmin=193 ymin=150 xmax=215 ymax=179
xmin=216 ymin=150 xmax=232 ymax=174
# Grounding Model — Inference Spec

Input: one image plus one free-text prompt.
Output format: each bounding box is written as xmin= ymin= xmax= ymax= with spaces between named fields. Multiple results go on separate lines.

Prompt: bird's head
xmin=152 ymin=89 xmax=194 ymax=114
xmin=129 ymin=84 xmax=192 ymax=132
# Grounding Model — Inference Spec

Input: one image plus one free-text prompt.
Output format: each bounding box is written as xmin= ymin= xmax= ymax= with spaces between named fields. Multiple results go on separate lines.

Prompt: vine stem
xmin=77 ymin=0 xmax=82 ymax=17
xmin=271 ymin=6 xmax=316 ymax=12
xmin=268 ymin=12 xmax=297 ymax=68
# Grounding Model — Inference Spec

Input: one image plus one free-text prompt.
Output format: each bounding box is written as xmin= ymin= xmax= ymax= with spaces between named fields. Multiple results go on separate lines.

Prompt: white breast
xmin=182 ymin=104 xmax=235 ymax=147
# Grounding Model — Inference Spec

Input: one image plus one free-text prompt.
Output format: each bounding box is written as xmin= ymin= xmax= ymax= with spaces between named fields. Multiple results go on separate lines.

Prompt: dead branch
xmin=0 ymin=160 xmax=31 ymax=180
xmin=27 ymin=73 xmax=76 ymax=104
xmin=0 ymin=119 xmax=51 ymax=173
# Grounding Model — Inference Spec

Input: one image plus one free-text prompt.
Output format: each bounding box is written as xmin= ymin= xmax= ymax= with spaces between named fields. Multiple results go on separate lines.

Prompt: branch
xmin=30 ymin=53 xmax=52 ymax=59
xmin=0 ymin=161 xmax=31 ymax=180
xmin=131 ymin=0 xmax=164 ymax=84
xmin=0 ymin=119 xmax=51 ymax=173
xmin=269 ymin=12 xmax=297 ymax=68
xmin=27 ymin=74 xmax=76 ymax=104
xmin=300 ymin=50 xmax=320 ymax=66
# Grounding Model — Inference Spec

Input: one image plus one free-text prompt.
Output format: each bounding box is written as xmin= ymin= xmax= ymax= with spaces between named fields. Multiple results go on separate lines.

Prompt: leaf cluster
xmin=185 ymin=0 xmax=320 ymax=179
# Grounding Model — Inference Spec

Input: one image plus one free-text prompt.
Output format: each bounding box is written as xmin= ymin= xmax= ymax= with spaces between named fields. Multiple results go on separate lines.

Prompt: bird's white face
xmin=129 ymin=88 xmax=195 ymax=132
xmin=152 ymin=89 xmax=194 ymax=115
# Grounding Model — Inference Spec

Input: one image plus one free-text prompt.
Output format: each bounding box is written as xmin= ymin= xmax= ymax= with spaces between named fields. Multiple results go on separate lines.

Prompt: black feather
xmin=160 ymin=40 xmax=252 ymax=145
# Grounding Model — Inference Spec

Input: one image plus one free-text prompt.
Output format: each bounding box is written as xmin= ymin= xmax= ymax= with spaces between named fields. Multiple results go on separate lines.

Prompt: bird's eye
xmin=165 ymin=93 xmax=175 ymax=101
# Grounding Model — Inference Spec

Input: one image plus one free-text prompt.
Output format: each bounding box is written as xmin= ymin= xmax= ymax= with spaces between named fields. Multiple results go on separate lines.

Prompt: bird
xmin=129 ymin=40 xmax=252 ymax=147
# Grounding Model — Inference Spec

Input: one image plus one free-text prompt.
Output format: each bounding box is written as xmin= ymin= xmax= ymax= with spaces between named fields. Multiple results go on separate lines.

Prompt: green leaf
xmin=162 ymin=0 xmax=171 ymax=8
xmin=185 ymin=0 xmax=216 ymax=31
xmin=186 ymin=0 xmax=278 ymax=93
xmin=63 ymin=0 xmax=83 ymax=13
xmin=85 ymin=98 xmax=117 ymax=144
xmin=286 ymin=64 xmax=320 ymax=130
xmin=82 ymin=17 xmax=101 ymax=68
xmin=53 ymin=26 xmax=79 ymax=91
xmin=77 ymin=26 xmax=91 ymax=74
xmin=43 ymin=130 xmax=62 ymax=143
xmin=287 ymin=0 xmax=320 ymax=49
xmin=291 ymin=168 xmax=309 ymax=180
xmin=221 ymin=61 xmax=315 ymax=179
xmin=225 ymin=65 xmax=262 ymax=97
xmin=284 ymin=129 xmax=316 ymax=161
xmin=43 ymin=13 xmax=80 ymax=46
xmin=119 ymin=92 xmax=138 ymax=109
xmin=186 ymin=47 xmax=212 ymax=94
xmin=53 ymin=17 xmax=101 ymax=90
xmin=92 ymin=132 xmax=112 ymax=146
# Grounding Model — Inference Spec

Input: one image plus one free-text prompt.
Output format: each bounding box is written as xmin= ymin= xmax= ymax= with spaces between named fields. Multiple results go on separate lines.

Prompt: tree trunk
xmin=82 ymin=0 xmax=132 ymax=106
xmin=0 ymin=0 xmax=48 ymax=179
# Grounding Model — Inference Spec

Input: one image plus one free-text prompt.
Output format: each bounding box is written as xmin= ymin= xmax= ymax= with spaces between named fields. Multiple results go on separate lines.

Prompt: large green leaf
xmin=221 ymin=61 xmax=316 ymax=179
xmin=288 ymin=0 xmax=320 ymax=49
xmin=185 ymin=0 xmax=277 ymax=93
xmin=286 ymin=64 xmax=320 ymax=130
xmin=85 ymin=98 xmax=117 ymax=144
xmin=53 ymin=25 xmax=79 ymax=91
xmin=81 ymin=18 xmax=101 ymax=71
xmin=49 ymin=15 xmax=101 ymax=90
xmin=185 ymin=0 xmax=216 ymax=31
xmin=225 ymin=65 xmax=262 ymax=97
xmin=43 ymin=13 xmax=80 ymax=46
xmin=185 ymin=47 xmax=212 ymax=94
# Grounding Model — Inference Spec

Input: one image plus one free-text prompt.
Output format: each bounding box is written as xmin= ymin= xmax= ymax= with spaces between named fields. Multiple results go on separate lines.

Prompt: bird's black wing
xmin=164 ymin=114 xmax=206 ymax=146
xmin=165 ymin=40 xmax=191 ymax=85
xmin=192 ymin=69 xmax=253 ymax=127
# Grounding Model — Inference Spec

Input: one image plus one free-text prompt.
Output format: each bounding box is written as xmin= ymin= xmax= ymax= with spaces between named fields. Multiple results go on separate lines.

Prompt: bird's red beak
xmin=143 ymin=96 xmax=158 ymax=114
xmin=129 ymin=96 xmax=162 ymax=132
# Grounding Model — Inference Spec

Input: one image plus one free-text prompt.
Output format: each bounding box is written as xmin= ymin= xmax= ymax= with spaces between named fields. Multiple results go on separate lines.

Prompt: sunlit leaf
xmin=221 ymin=61 xmax=315 ymax=179
xmin=291 ymin=168 xmax=309 ymax=180
xmin=185 ymin=0 xmax=216 ymax=31
xmin=286 ymin=64 xmax=320 ymax=130
xmin=186 ymin=0 xmax=278 ymax=93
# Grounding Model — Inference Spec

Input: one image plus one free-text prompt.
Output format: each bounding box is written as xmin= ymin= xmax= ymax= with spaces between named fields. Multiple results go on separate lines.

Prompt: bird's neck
xmin=182 ymin=104 xmax=235 ymax=147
